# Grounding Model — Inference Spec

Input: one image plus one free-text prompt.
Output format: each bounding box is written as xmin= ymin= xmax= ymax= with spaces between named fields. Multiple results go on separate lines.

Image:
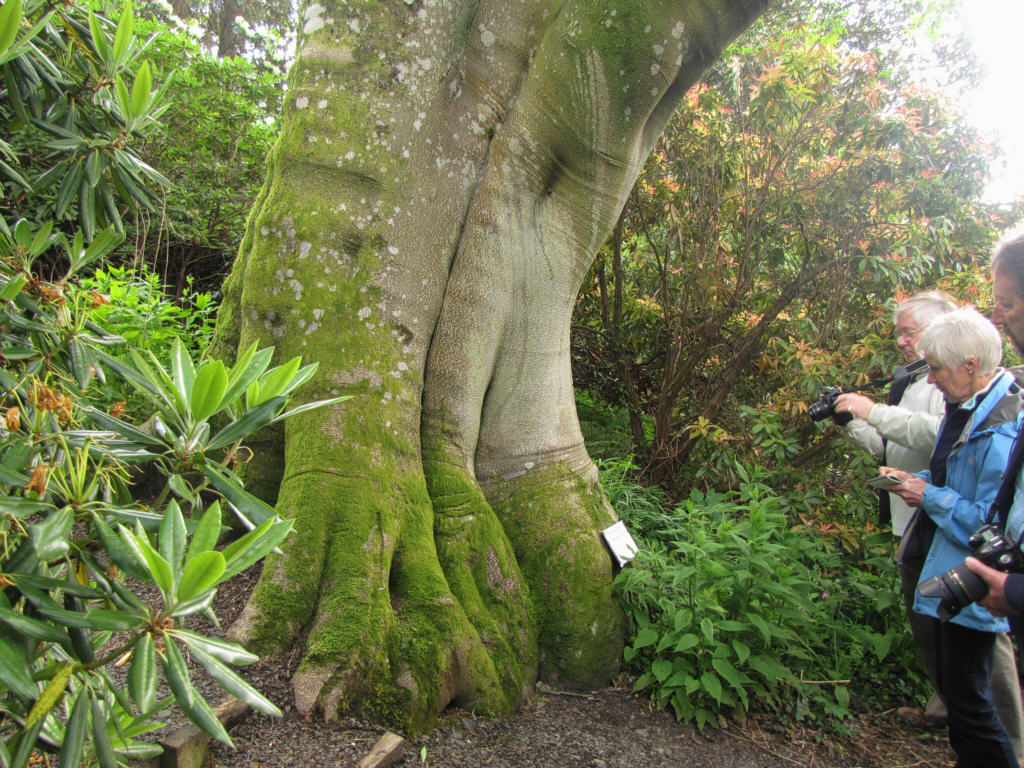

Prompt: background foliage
xmin=133 ymin=0 xmax=295 ymax=68
xmin=124 ymin=18 xmax=283 ymax=296
xmin=575 ymin=0 xmax=1023 ymax=730
xmin=573 ymin=19 xmax=1021 ymax=491
xmin=0 ymin=0 xmax=284 ymax=298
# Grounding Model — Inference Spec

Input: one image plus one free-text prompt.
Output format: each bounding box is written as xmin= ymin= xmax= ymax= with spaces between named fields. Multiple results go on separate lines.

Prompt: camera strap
xmin=990 ymin=429 xmax=1024 ymax=528
xmin=888 ymin=358 xmax=928 ymax=399
xmin=988 ymin=436 xmax=1024 ymax=555
xmin=846 ymin=357 xmax=929 ymax=397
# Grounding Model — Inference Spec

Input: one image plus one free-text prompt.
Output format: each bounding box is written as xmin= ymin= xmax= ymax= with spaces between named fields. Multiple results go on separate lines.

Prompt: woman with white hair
xmin=885 ymin=306 xmax=1024 ymax=767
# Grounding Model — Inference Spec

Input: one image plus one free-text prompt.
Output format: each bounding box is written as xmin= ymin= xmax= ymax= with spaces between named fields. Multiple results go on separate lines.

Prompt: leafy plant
xmin=0 ymin=0 xmax=172 ymax=241
xmin=81 ymin=265 xmax=219 ymax=420
xmin=597 ymin=456 xmax=669 ymax=536
xmin=608 ymin=463 xmax=922 ymax=731
xmin=121 ymin=17 xmax=284 ymax=295
xmin=1 ymin=0 xmax=282 ymax=299
xmin=84 ymin=267 xmax=217 ymax=357
xmin=0 ymin=219 xmax=346 ymax=767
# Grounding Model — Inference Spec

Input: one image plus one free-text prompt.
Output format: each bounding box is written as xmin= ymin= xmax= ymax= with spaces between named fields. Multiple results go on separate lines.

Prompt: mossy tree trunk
xmin=213 ymin=0 xmax=767 ymax=733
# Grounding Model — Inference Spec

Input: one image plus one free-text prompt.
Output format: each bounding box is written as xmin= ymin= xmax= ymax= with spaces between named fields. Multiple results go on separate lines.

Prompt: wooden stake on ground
xmin=357 ymin=732 xmax=405 ymax=768
xmin=151 ymin=698 xmax=253 ymax=768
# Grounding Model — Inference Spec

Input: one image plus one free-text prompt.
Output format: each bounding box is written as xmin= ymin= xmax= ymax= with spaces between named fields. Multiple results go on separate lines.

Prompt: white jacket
xmin=843 ymin=372 xmax=945 ymax=536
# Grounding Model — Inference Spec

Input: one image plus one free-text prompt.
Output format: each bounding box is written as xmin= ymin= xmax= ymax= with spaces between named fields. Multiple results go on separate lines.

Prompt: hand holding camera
xmin=918 ymin=524 xmax=1024 ymax=622
xmin=834 ymin=392 xmax=875 ymax=421
xmin=964 ymin=557 xmax=1014 ymax=618
xmin=807 ymin=385 xmax=854 ymax=425
xmin=807 ymin=358 xmax=928 ymax=425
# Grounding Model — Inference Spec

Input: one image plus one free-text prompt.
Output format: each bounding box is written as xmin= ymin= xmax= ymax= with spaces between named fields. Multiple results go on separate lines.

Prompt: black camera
xmin=809 ymin=359 xmax=928 ymax=426
xmin=917 ymin=523 xmax=1024 ymax=622
xmin=808 ymin=386 xmax=853 ymax=425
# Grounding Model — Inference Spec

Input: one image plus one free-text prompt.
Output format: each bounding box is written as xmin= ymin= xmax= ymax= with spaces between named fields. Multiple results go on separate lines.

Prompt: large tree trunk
xmin=212 ymin=0 xmax=767 ymax=733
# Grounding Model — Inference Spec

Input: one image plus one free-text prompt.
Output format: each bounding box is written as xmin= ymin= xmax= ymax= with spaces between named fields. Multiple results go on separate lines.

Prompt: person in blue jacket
xmin=883 ymin=306 xmax=1024 ymax=768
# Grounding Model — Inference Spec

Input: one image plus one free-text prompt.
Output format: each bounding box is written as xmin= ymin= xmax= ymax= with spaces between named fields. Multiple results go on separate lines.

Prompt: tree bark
xmin=213 ymin=0 xmax=768 ymax=732
xmin=215 ymin=0 xmax=240 ymax=58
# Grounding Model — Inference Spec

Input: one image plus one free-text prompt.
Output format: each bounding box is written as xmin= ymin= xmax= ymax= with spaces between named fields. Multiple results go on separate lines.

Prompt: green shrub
xmin=607 ymin=462 xmax=925 ymax=731
xmin=0 ymin=0 xmax=172 ymax=241
xmin=81 ymin=266 xmax=218 ymax=420
xmin=0 ymin=220 xmax=345 ymax=767
xmin=595 ymin=456 xmax=668 ymax=530
xmin=577 ymin=392 xmax=645 ymax=461
xmin=83 ymin=267 xmax=217 ymax=359
xmin=128 ymin=27 xmax=283 ymax=293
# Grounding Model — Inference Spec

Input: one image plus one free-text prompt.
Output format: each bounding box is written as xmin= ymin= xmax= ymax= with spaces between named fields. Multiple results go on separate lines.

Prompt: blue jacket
xmin=912 ymin=370 xmax=1022 ymax=632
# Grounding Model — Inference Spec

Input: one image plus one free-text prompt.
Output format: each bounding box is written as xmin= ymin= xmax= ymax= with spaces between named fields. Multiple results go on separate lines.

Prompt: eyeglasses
xmin=896 ymin=327 xmax=922 ymax=342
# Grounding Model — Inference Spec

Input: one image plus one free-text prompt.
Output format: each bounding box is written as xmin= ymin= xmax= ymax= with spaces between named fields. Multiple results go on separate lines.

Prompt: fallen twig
xmin=728 ymin=726 xmax=810 ymax=767
xmin=534 ymin=683 xmax=596 ymax=699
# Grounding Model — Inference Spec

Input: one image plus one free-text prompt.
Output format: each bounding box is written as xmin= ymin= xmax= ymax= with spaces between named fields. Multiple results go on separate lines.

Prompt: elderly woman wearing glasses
xmin=884 ymin=306 xmax=1024 ymax=768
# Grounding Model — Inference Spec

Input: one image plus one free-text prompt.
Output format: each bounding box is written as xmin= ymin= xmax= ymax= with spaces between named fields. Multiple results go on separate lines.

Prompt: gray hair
xmin=992 ymin=231 xmax=1024 ymax=300
xmin=893 ymin=291 xmax=957 ymax=326
xmin=917 ymin=306 xmax=1002 ymax=374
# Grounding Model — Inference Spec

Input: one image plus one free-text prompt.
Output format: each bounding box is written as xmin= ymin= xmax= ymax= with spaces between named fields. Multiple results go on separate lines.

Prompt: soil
xmin=205 ymin=680 xmax=954 ymax=768
xmin=171 ymin=566 xmax=956 ymax=768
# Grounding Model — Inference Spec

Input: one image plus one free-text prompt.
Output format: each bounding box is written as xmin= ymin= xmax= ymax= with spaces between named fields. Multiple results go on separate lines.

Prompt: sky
xmin=954 ymin=0 xmax=1024 ymax=205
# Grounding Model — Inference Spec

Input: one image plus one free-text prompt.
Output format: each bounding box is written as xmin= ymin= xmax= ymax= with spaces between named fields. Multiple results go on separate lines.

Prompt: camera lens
xmin=918 ymin=564 xmax=989 ymax=622
xmin=807 ymin=399 xmax=834 ymax=422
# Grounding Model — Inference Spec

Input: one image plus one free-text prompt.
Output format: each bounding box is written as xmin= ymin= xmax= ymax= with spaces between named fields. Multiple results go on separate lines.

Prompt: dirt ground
xmin=205 ymin=676 xmax=954 ymax=768
xmin=186 ymin=566 xmax=955 ymax=768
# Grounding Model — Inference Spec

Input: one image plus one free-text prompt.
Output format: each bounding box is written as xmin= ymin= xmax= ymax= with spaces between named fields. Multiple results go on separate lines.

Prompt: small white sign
xmin=602 ymin=520 xmax=639 ymax=568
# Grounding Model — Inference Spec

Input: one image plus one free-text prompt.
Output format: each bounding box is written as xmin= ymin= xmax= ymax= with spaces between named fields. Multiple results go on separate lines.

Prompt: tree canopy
xmin=572 ymin=19 xmax=1021 ymax=491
